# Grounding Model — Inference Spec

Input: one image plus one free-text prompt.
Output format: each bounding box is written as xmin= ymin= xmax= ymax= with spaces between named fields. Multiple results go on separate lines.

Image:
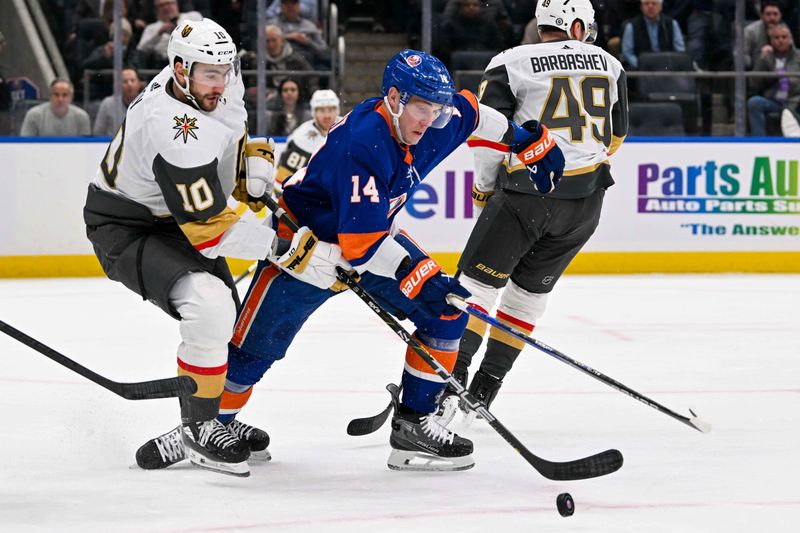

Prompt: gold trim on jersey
xmin=608 ymin=135 xmax=625 ymax=156
xmin=180 ymin=207 xmax=240 ymax=247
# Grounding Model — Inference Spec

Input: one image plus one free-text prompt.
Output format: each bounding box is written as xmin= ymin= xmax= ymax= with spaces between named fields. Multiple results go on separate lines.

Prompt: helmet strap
xmin=171 ymin=62 xmax=202 ymax=111
xmin=383 ymin=95 xmax=409 ymax=145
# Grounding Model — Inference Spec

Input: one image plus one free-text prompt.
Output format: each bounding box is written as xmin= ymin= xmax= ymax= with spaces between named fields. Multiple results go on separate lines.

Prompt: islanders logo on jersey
xmin=405 ymin=55 xmax=422 ymax=67
xmin=173 ymin=114 xmax=199 ymax=143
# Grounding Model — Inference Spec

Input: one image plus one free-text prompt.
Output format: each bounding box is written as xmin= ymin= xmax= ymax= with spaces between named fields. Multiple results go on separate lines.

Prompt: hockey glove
xmin=277 ymin=226 xmax=350 ymax=291
xmin=510 ymin=120 xmax=565 ymax=194
xmin=234 ymin=137 xmax=276 ymax=211
xmin=394 ymin=233 xmax=471 ymax=320
xmin=471 ymin=184 xmax=494 ymax=210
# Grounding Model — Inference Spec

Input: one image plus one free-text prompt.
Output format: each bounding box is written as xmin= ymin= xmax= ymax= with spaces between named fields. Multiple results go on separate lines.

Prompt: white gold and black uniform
xmin=462 ymin=40 xmax=628 ymax=291
xmin=453 ymin=39 xmax=628 ymax=393
xmin=275 ymin=117 xmax=337 ymax=189
xmin=84 ymin=66 xmax=278 ymax=422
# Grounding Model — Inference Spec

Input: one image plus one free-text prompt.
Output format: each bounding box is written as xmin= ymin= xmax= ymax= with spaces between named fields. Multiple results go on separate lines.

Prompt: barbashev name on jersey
xmin=530 ymin=51 xmax=609 ymax=73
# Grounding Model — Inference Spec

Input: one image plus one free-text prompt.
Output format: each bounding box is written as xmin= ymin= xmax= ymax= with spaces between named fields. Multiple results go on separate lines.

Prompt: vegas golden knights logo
xmin=181 ymin=25 xmax=193 ymax=38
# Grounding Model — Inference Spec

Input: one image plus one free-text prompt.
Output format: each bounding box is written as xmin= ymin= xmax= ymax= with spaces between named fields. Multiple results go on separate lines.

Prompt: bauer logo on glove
xmin=510 ymin=120 xmax=566 ymax=194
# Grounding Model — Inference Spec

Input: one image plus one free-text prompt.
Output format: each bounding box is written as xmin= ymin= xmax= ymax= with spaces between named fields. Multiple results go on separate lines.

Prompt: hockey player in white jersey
xmin=448 ymin=0 xmax=629 ymax=415
xmin=83 ymin=18 xmax=344 ymax=476
xmin=275 ymin=89 xmax=341 ymax=190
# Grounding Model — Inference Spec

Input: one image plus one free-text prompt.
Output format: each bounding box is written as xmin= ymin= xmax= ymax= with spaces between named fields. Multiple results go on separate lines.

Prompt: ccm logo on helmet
xmin=405 ymin=54 xmax=422 ymax=67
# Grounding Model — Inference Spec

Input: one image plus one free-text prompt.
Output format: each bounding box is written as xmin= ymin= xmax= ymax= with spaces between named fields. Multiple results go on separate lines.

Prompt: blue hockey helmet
xmin=382 ymin=50 xmax=455 ymax=129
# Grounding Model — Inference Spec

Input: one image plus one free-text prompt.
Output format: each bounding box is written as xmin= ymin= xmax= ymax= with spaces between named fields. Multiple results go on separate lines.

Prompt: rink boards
xmin=0 ymin=137 xmax=798 ymax=277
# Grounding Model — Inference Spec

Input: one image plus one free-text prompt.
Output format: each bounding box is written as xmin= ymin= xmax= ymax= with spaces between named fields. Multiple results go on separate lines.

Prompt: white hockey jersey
xmin=92 ymin=67 xmax=276 ymax=259
xmin=470 ymin=40 xmax=629 ymax=199
xmin=275 ymin=117 xmax=335 ymax=187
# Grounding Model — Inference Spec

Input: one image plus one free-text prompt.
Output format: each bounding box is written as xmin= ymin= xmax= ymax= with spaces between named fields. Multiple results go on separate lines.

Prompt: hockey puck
xmin=556 ymin=492 xmax=574 ymax=517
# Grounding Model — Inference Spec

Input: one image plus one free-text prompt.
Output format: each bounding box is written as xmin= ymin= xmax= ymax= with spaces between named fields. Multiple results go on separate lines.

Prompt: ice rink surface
xmin=1 ymin=274 xmax=798 ymax=532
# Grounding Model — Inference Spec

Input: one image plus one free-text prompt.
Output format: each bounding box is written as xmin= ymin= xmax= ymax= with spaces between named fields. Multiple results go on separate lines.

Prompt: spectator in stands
xmin=436 ymin=0 xmax=503 ymax=67
xmin=242 ymin=25 xmax=317 ymax=95
xmin=265 ymin=77 xmax=310 ymax=137
xmin=265 ymin=0 xmax=318 ymax=22
xmin=442 ymin=0 xmax=512 ymax=44
xmin=744 ymin=1 xmax=783 ymax=70
xmin=137 ymin=0 xmax=202 ymax=66
xmin=267 ymin=0 xmax=329 ymax=68
xmin=621 ymin=0 xmax=686 ymax=69
xmin=93 ymin=67 xmax=143 ymax=136
xmin=81 ymin=18 xmax=143 ymax=70
xmin=747 ymin=23 xmax=800 ymax=136
xmin=20 ymin=79 xmax=91 ymax=137
xmin=0 ymin=31 xmax=9 ymax=112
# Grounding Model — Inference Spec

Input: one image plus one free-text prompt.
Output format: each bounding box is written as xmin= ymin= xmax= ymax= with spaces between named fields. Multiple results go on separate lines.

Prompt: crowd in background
xmin=1 ymin=0 xmax=799 ymax=138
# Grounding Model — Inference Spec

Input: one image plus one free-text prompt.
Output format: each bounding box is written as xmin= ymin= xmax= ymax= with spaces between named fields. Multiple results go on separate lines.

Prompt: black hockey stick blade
xmin=113 ymin=375 xmax=197 ymax=400
xmin=0 ymin=319 xmax=197 ymax=400
xmin=347 ymin=383 xmax=400 ymax=436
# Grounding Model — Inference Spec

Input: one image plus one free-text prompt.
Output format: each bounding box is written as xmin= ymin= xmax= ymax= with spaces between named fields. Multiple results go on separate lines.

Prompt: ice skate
xmin=182 ymin=419 xmax=250 ymax=477
xmin=388 ymin=406 xmax=474 ymax=472
xmin=226 ymin=419 xmax=271 ymax=461
xmin=461 ymin=370 xmax=503 ymax=427
xmin=136 ymin=419 xmax=271 ymax=470
xmin=136 ymin=425 xmax=185 ymax=470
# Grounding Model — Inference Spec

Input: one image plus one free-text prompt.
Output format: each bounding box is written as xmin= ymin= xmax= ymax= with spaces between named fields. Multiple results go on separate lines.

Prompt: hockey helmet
xmin=381 ymin=49 xmax=455 ymax=129
xmin=310 ymin=89 xmax=340 ymax=112
xmin=536 ymin=0 xmax=597 ymax=43
xmin=167 ymin=18 xmax=239 ymax=106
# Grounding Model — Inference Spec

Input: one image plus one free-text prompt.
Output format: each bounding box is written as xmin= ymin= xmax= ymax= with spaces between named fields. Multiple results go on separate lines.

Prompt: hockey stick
xmin=0 ymin=319 xmax=197 ymax=400
xmin=234 ymin=261 xmax=258 ymax=285
xmin=346 ymin=383 xmax=400 ymax=436
xmin=446 ymin=296 xmax=712 ymax=434
xmin=263 ymin=195 xmax=622 ymax=481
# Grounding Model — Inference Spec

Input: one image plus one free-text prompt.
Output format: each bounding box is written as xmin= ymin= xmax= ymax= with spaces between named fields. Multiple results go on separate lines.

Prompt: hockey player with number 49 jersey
xmin=449 ymin=0 xmax=629 ymax=417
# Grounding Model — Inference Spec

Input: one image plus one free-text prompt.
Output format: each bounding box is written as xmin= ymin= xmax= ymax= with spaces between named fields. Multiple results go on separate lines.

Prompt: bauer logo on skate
xmin=637 ymin=156 xmax=800 ymax=214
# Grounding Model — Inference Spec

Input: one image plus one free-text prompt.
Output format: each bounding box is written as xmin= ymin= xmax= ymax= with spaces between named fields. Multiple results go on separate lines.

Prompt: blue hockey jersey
xmin=281 ymin=91 xmax=479 ymax=269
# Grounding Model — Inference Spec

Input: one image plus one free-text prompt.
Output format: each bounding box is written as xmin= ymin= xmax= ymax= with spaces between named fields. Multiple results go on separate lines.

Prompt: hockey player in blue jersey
xmin=140 ymin=49 xmax=566 ymax=472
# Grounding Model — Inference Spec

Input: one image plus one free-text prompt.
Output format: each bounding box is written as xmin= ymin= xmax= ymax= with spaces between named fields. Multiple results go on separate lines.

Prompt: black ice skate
xmin=182 ymin=419 xmax=250 ymax=477
xmin=136 ymin=425 xmax=185 ymax=470
xmin=226 ymin=419 xmax=271 ymax=461
xmin=462 ymin=369 xmax=503 ymax=425
xmin=388 ymin=406 xmax=474 ymax=472
xmin=135 ymin=420 xmax=271 ymax=470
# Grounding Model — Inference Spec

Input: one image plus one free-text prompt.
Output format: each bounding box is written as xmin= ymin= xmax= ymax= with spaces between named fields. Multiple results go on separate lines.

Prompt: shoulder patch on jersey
xmin=173 ymin=114 xmax=199 ymax=143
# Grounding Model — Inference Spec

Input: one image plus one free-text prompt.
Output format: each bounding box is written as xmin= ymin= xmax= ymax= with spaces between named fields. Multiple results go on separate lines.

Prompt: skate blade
xmin=387 ymin=449 xmax=475 ymax=472
xmin=186 ymin=449 xmax=250 ymax=477
xmin=249 ymin=449 xmax=272 ymax=462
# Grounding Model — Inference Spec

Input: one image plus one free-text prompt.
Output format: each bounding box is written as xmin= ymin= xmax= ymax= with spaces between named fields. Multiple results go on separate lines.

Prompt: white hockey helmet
xmin=536 ymin=0 xmax=597 ymax=43
xmin=310 ymin=89 xmax=340 ymax=112
xmin=167 ymin=18 xmax=239 ymax=107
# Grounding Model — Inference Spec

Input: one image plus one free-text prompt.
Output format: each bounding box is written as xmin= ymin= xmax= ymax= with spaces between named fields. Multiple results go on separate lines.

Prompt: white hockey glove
xmin=277 ymin=226 xmax=351 ymax=291
xmin=234 ymin=137 xmax=276 ymax=212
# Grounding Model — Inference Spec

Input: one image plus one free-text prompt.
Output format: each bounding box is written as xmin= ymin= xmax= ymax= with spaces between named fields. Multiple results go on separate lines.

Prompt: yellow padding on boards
xmin=1 ymin=252 xmax=799 ymax=278
xmin=431 ymin=252 xmax=800 ymax=276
